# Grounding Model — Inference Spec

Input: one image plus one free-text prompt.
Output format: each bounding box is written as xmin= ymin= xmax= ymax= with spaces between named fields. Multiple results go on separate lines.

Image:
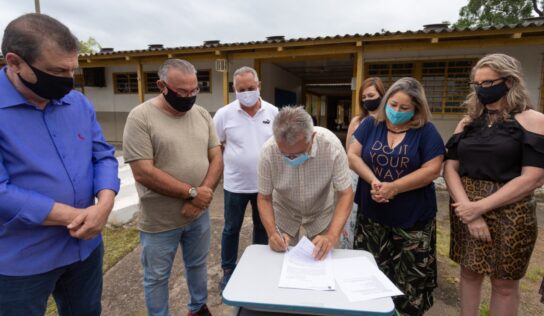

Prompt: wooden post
xmin=137 ymin=62 xmax=145 ymax=103
xmin=352 ymin=44 xmax=364 ymax=119
xmin=316 ymin=95 xmax=321 ymax=126
xmin=254 ymin=59 xmax=261 ymax=79
xmin=223 ymin=55 xmax=229 ymax=105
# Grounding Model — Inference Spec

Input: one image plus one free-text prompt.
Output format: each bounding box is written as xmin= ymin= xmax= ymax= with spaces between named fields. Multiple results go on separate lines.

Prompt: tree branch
xmin=533 ymin=0 xmax=543 ymax=16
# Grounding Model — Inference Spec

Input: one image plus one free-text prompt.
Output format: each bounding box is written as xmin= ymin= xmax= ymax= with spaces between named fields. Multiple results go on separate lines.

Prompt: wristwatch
xmin=187 ymin=187 xmax=198 ymax=200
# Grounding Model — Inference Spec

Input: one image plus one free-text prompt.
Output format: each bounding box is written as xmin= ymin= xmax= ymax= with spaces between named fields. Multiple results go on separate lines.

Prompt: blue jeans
xmin=0 ymin=243 xmax=104 ymax=316
xmin=221 ymin=190 xmax=268 ymax=271
xmin=140 ymin=211 xmax=211 ymax=316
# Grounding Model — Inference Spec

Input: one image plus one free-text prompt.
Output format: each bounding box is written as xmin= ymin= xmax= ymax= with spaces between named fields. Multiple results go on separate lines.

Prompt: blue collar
xmin=0 ymin=67 xmax=70 ymax=109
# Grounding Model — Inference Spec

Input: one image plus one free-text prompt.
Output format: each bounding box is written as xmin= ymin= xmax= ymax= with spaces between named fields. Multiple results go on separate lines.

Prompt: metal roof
xmin=80 ymin=19 xmax=544 ymax=57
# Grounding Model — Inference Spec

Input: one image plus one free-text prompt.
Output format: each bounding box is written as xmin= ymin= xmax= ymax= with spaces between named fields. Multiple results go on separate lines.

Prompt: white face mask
xmin=236 ymin=90 xmax=260 ymax=107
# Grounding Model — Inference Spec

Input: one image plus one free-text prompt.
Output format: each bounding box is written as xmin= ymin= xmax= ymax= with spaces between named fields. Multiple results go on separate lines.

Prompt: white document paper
xmin=332 ymin=256 xmax=403 ymax=302
xmin=278 ymin=236 xmax=335 ymax=291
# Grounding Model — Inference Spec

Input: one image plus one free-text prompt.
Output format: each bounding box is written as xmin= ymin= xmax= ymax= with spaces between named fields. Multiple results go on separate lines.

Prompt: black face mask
xmin=362 ymin=98 xmax=381 ymax=112
xmin=18 ymin=63 xmax=74 ymax=100
xmin=476 ymin=81 xmax=509 ymax=105
xmin=163 ymin=86 xmax=196 ymax=112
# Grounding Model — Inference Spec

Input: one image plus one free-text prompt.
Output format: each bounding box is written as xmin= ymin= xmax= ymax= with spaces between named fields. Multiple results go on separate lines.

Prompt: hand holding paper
xmin=278 ymin=236 xmax=335 ymax=291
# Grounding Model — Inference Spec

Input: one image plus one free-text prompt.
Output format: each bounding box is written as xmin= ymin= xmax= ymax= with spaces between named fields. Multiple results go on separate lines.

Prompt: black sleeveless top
xmin=445 ymin=113 xmax=544 ymax=183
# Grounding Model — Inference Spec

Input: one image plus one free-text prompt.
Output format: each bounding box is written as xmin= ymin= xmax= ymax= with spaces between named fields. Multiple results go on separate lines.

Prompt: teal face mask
xmin=282 ymin=153 xmax=309 ymax=167
xmin=385 ymin=104 xmax=414 ymax=125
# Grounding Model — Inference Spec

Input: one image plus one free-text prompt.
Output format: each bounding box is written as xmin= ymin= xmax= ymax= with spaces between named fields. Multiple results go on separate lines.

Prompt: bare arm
xmin=377 ymin=155 xmax=443 ymax=200
xmin=43 ymin=203 xmax=79 ymax=226
xmin=443 ymin=117 xmax=471 ymax=203
xmin=345 ymin=117 xmax=361 ymax=150
xmin=453 ymin=111 xmax=544 ymax=222
xmin=443 ymin=159 xmax=470 ymax=203
xmin=199 ymin=145 xmax=223 ymax=191
xmin=257 ymin=193 xmax=289 ymax=252
xmin=312 ymin=186 xmax=353 ymax=260
xmin=129 ymin=159 xmax=192 ymax=199
xmin=67 ymin=189 xmax=116 ymax=240
xmin=130 ymin=158 xmax=213 ymax=210
xmin=454 ymin=166 xmax=544 ymax=224
xmin=180 ymin=145 xmax=223 ymax=218
xmin=347 ymin=139 xmax=378 ymax=184
xmin=484 ymin=168 xmax=544 ymax=208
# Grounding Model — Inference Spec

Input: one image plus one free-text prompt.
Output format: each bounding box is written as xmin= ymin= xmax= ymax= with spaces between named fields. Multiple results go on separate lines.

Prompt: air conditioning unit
xmin=215 ymin=59 xmax=228 ymax=72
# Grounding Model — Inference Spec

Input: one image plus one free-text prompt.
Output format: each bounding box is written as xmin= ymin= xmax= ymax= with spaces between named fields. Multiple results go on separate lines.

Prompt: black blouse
xmin=446 ymin=114 xmax=544 ymax=183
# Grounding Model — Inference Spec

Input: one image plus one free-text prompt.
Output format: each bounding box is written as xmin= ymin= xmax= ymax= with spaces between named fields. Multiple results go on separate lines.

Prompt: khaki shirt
xmin=258 ymin=127 xmax=351 ymax=237
xmin=123 ymin=101 xmax=220 ymax=232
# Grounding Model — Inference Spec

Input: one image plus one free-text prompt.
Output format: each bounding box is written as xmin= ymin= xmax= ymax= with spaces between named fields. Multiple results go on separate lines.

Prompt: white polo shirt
xmin=213 ymin=99 xmax=278 ymax=193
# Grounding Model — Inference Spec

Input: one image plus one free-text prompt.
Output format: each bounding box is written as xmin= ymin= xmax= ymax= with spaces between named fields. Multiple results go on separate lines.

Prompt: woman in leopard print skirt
xmin=444 ymin=53 xmax=544 ymax=315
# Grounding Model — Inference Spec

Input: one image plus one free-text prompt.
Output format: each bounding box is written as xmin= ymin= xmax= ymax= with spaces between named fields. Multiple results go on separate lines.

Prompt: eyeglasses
xmin=164 ymin=82 xmax=200 ymax=97
xmin=469 ymin=77 xmax=508 ymax=88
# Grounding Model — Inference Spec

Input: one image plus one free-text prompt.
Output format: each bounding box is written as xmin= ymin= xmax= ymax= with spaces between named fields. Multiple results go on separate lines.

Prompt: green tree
xmin=79 ymin=37 xmax=101 ymax=54
xmin=454 ymin=0 xmax=543 ymax=28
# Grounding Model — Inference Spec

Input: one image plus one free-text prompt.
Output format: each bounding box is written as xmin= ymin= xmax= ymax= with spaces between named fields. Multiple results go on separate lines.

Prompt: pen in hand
xmin=275 ymin=225 xmax=288 ymax=252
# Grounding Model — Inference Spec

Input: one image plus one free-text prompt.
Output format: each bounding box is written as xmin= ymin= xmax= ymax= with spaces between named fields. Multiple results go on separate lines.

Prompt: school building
xmin=2 ymin=19 xmax=544 ymax=144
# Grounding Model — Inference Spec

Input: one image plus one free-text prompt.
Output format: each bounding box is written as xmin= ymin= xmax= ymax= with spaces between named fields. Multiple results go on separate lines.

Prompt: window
xmin=113 ymin=73 xmax=138 ymax=94
xmin=74 ymin=74 xmax=84 ymax=91
xmin=197 ymin=70 xmax=211 ymax=93
xmin=143 ymin=70 xmax=211 ymax=93
xmin=144 ymin=72 xmax=160 ymax=93
xmin=365 ymin=59 xmax=475 ymax=115
xmin=367 ymin=62 xmax=414 ymax=89
xmin=422 ymin=60 xmax=475 ymax=114
xmin=83 ymin=67 xmax=106 ymax=87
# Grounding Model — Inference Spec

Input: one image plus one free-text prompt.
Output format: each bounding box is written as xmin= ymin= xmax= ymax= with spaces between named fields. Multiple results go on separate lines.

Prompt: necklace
xmin=387 ymin=128 xmax=408 ymax=134
xmin=487 ymin=113 xmax=497 ymax=128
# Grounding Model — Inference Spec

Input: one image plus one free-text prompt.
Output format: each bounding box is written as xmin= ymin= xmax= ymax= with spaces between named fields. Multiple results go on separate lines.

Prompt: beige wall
xmin=260 ymin=62 xmax=302 ymax=105
xmin=87 ymin=44 xmax=543 ymax=144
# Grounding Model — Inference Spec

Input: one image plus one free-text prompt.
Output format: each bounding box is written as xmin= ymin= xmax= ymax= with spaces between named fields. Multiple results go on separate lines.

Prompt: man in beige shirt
xmin=257 ymin=106 xmax=353 ymax=260
xmin=123 ymin=59 xmax=222 ymax=316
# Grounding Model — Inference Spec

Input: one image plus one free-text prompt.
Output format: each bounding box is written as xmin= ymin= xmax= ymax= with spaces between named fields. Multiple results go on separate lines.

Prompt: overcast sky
xmin=1 ymin=0 xmax=469 ymax=51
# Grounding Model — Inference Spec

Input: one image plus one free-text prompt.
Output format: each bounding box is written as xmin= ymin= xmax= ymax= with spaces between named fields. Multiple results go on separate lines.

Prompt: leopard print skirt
xmin=449 ymin=176 xmax=538 ymax=280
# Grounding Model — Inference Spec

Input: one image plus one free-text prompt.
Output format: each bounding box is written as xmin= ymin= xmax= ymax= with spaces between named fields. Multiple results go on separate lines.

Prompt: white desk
xmin=222 ymin=245 xmax=395 ymax=315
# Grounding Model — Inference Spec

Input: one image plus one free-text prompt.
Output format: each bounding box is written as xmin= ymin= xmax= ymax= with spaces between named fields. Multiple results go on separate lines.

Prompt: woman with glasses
xmin=340 ymin=77 xmax=385 ymax=249
xmin=347 ymin=77 xmax=444 ymax=315
xmin=444 ymin=53 xmax=544 ymax=315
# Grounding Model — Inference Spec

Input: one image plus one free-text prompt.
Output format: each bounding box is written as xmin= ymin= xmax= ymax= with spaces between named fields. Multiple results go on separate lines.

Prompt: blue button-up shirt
xmin=0 ymin=67 xmax=120 ymax=276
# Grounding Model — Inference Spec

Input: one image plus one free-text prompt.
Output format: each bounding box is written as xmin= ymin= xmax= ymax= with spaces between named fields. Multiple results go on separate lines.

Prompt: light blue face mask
xmin=385 ymin=104 xmax=414 ymax=125
xmin=283 ymin=153 xmax=309 ymax=167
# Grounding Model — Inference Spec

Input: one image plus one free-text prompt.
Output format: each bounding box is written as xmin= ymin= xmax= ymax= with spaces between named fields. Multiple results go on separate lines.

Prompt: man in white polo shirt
xmin=213 ymin=66 xmax=278 ymax=292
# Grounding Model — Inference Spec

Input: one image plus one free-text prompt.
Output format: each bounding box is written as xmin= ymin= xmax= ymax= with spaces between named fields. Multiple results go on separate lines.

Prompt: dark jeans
xmin=221 ymin=190 xmax=268 ymax=271
xmin=0 ymin=242 xmax=104 ymax=316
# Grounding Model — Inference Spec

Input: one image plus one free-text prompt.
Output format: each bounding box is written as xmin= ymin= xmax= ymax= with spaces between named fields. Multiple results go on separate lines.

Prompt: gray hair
xmin=2 ymin=13 xmax=79 ymax=63
xmin=466 ymin=53 xmax=532 ymax=120
xmin=375 ymin=77 xmax=431 ymax=129
xmin=273 ymin=106 xmax=314 ymax=145
xmin=233 ymin=66 xmax=259 ymax=86
xmin=158 ymin=59 xmax=197 ymax=81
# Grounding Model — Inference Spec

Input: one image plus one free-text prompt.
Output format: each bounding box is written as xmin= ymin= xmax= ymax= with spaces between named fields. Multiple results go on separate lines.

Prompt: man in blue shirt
xmin=0 ymin=14 xmax=120 ymax=316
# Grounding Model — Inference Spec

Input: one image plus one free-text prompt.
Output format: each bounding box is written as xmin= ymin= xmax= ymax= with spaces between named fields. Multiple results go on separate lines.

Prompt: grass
xmin=45 ymin=226 xmax=140 ymax=316
xmin=102 ymin=225 xmax=140 ymax=271
xmin=433 ymin=215 xmax=544 ymax=315
xmin=436 ymin=220 xmax=450 ymax=257
xmin=525 ymin=267 xmax=544 ymax=282
xmin=479 ymin=302 xmax=491 ymax=316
